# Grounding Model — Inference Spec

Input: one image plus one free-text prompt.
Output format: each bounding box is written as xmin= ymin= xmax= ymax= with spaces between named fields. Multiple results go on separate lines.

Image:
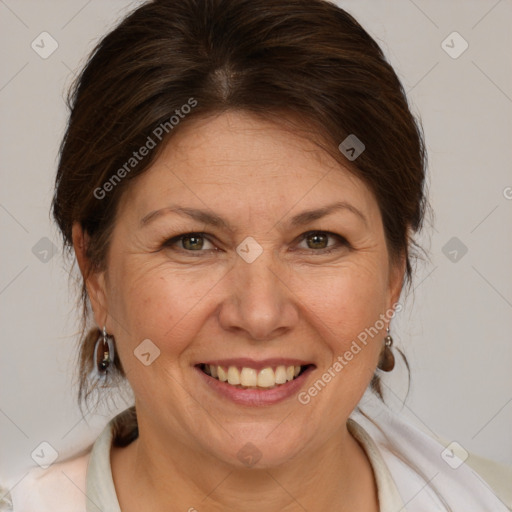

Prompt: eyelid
xmin=162 ymin=230 xmax=349 ymax=254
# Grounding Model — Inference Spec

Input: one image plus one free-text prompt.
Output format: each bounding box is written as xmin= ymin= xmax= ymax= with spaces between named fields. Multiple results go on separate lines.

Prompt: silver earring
xmin=92 ymin=326 xmax=115 ymax=380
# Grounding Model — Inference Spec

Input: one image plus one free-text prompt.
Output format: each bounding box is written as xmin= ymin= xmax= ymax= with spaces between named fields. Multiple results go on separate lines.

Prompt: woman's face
xmin=85 ymin=111 xmax=403 ymax=467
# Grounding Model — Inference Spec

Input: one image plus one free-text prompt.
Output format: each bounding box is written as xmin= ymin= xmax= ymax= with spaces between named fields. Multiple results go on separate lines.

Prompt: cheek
xmin=298 ymin=266 xmax=389 ymax=395
xmin=107 ymin=259 xmax=224 ymax=354
xmin=290 ymin=268 xmax=388 ymax=426
xmin=302 ymin=263 xmax=389 ymax=333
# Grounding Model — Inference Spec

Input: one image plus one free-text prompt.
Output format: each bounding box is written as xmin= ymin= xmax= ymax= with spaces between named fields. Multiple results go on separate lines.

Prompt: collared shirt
xmin=2 ymin=403 xmax=511 ymax=511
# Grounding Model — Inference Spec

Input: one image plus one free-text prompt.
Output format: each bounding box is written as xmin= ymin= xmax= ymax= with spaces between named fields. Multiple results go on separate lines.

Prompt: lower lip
xmin=195 ymin=366 xmax=315 ymax=406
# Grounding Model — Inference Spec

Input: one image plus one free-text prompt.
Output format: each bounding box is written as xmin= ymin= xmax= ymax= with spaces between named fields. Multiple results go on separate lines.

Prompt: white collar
xmin=351 ymin=392 xmax=511 ymax=511
xmin=86 ymin=419 xmax=121 ymax=512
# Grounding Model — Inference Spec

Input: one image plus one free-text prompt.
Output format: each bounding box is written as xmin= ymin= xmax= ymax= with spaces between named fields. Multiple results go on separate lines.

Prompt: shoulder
xmin=465 ymin=452 xmax=512 ymax=509
xmin=351 ymin=396 xmax=512 ymax=511
xmin=1 ymin=410 xmax=129 ymax=512
xmin=1 ymin=447 xmax=92 ymax=512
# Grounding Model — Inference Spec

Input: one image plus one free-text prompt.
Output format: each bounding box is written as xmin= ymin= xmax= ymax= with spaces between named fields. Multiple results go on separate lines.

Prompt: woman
xmin=1 ymin=0 xmax=510 ymax=510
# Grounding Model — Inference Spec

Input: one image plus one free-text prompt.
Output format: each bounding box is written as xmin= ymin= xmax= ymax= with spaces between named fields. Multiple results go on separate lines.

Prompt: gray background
xmin=1 ymin=0 xmax=511 ymax=479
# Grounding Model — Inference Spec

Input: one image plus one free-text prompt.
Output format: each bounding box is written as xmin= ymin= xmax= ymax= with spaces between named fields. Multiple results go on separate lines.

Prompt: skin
xmin=73 ymin=111 xmax=404 ymax=511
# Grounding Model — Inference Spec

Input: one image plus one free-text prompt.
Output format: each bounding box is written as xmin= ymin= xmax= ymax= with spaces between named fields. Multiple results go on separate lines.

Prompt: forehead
xmin=118 ymin=111 xmax=379 ymax=224
xmin=157 ymin=111 xmax=352 ymax=181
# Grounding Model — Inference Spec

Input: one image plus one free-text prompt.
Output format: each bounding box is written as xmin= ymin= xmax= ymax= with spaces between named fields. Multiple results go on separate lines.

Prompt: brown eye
xmin=297 ymin=231 xmax=349 ymax=253
xmin=181 ymin=234 xmax=205 ymax=250
xmin=162 ymin=233 xmax=215 ymax=252
xmin=306 ymin=232 xmax=329 ymax=249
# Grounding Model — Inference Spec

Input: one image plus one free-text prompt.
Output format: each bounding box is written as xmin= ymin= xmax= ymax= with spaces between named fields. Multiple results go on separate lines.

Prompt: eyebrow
xmin=139 ymin=201 xmax=367 ymax=230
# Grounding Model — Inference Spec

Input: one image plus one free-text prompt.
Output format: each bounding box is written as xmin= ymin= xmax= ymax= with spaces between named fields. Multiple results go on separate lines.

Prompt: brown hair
xmin=52 ymin=0 xmax=427 ymax=425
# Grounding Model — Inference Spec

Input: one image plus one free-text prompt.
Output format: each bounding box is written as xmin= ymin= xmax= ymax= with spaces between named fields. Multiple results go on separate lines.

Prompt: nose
xmin=217 ymin=249 xmax=299 ymax=341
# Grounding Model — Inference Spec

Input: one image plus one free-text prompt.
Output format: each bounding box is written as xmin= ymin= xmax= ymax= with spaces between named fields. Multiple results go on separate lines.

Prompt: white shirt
xmin=2 ymin=399 xmax=511 ymax=511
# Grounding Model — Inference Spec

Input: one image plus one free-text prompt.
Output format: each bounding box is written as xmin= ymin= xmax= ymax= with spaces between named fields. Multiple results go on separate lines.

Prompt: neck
xmin=111 ymin=416 xmax=378 ymax=512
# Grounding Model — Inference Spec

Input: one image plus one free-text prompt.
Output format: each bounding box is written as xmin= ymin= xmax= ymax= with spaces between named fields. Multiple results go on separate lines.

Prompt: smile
xmin=198 ymin=363 xmax=310 ymax=389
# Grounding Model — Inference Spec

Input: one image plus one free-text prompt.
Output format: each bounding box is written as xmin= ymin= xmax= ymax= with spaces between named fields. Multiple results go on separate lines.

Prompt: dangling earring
xmin=91 ymin=326 xmax=115 ymax=381
xmin=378 ymin=327 xmax=395 ymax=372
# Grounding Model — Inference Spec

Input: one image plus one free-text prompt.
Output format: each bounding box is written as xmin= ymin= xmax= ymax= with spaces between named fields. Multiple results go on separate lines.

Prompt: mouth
xmin=196 ymin=363 xmax=314 ymax=390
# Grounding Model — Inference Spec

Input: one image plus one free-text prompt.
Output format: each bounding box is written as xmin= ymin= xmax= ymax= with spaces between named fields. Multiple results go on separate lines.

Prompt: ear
xmin=72 ymin=222 xmax=108 ymax=328
xmin=387 ymin=250 xmax=406 ymax=311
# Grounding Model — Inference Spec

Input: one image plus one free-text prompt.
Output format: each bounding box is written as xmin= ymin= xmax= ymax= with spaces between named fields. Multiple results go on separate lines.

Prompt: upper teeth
xmin=204 ymin=365 xmax=302 ymax=388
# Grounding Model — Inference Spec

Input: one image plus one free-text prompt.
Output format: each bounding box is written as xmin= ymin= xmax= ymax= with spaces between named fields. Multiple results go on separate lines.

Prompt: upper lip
xmin=196 ymin=358 xmax=315 ymax=371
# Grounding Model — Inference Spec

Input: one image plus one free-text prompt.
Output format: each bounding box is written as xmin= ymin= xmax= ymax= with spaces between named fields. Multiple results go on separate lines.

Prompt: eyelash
xmin=161 ymin=231 xmax=350 ymax=256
